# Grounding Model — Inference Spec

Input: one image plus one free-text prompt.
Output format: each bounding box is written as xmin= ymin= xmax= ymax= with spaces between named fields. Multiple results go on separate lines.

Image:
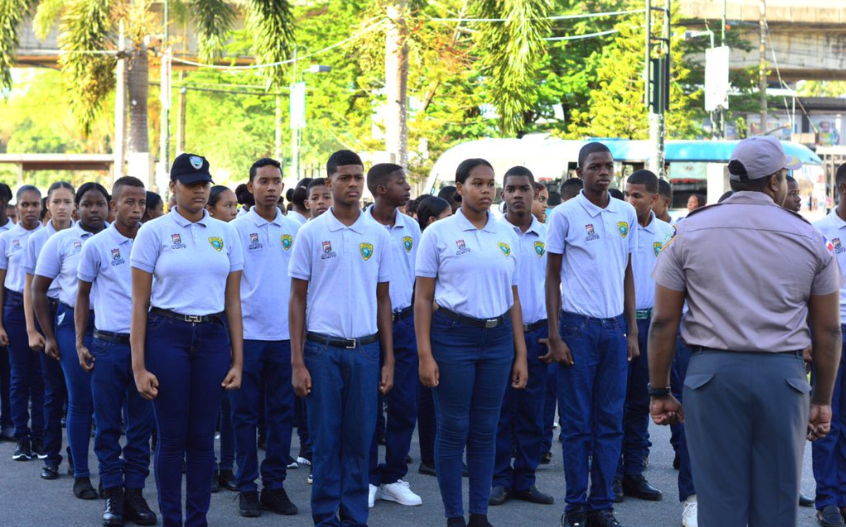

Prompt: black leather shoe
xmin=74 ymin=477 xmax=98 ymax=500
xmin=102 ymin=486 xmax=125 ymax=526
xmin=587 ymin=509 xmax=622 ymax=527
xmin=124 ymin=488 xmax=157 ymax=526
xmin=612 ymin=477 xmax=624 ymax=503
xmin=419 ymin=460 xmax=437 ymax=477
xmin=41 ymin=464 xmax=59 ymax=480
xmin=447 ymin=517 xmax=467 ymax=527
xmin=219 ymin=469 xmax=238 ymax=492
xmin=562 ymin=508 xmax=588 ymax=527
xmin=799 ymin=493 xmax=814 ymax=507
xmin=540 ymin=451 xmax=552 ymax=465
xmin=512 ymin=485 xmax=554 ymax=505
xmin=488 ymin=486 xmax=510 ymax=506
xmin=239 ymin=491 xmax=261 ymax=517
xmin=817 ymin=505 xmax=845 ymax=527
xmin=260 ymin=487 xmax=298 ymax=515
xmin=622 ymin=475 xmax=662 ymax=501
xmin=468 ymin=514 xmax=492 ymax=527
xmin=211 ymin=470 xmax=220 ymax=493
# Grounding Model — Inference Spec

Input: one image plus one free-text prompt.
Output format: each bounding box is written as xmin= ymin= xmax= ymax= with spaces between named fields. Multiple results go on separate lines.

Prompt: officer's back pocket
xmin=684 ymin=373 xmax=714 ymax=391
xmin=785 ymin=377 xmax=812 ymax=395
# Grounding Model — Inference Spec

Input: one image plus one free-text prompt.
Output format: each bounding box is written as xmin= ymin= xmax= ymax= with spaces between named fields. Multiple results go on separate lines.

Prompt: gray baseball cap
xmin=728 ymin=136 xmax=802 ymax=180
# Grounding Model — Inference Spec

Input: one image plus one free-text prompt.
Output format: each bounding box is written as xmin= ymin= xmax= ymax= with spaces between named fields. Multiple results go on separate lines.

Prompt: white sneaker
xmin=379 ymin=480 xmax=422 ymax=506
xmin=368 ymin=484 xmax=380 ymax=509
xmin=682 ymin=495 xmax=698 ymax=527
xmin=296 ymin=456 xmax=312 ymax=466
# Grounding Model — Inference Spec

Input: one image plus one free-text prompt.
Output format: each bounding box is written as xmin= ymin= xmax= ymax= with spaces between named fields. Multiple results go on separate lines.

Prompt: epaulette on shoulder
xmin=685 ymin=203 xmax=722 ymax=218
xmin=779 ymin=207 xmax=811 ymax=225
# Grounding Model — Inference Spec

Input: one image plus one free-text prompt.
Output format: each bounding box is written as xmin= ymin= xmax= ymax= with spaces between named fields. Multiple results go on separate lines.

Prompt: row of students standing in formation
xmin=0 ymin=142 xmax=697 ymax=527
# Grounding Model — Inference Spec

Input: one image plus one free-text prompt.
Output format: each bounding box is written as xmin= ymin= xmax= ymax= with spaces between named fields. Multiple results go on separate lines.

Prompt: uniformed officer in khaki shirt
xmin=646 ymin=136 xmax=843 ymax=527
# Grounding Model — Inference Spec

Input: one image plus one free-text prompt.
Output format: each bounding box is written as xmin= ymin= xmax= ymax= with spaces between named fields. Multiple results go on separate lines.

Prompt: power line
xmin=544 ymin=29 xmax=619 ymax=41
xmin=428 ymin=8 xmax=644 ymax=23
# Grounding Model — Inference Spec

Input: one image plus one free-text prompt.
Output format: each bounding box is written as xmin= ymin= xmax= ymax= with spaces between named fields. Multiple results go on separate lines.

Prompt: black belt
xmin=392 ymin=306 xmax=413 ymax=323
xmin=523 ymin=319 xmax=547 ymax=333
xmin=306 ymin=331 xmax=379 ymax=349
xmin=439 ymin=307 xmax=509 ymax=329
xmin=93 ymin=330 xmax=130 ymax=345
xmin=150 ymin=307 xmax=224 ymax=325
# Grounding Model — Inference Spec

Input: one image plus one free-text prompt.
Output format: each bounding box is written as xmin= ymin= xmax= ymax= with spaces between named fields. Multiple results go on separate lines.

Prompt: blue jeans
xmin=295 ymin=395 xmax=311 ymax=459
xmin=216 ymin=392 xmax=234 ymax=472
xmin=493 ymin=324 xmax=549 ymax=491
xmin=40 ymin=349 xmax=66 ymax=467
xmin=230 ymin=339 xmax=294 ymax=492
xmin=431 ymin=310 xmax=513 ymax=518
xmin=370 ymin=315 xmax=419 ymax=486
xmin=145 ymin=314 xmax=230 ymax=527
xmin=418 ymin=384 xmax=436 ymax=463
xmin=812 ymin=328 xmax=846 ymax=510
xmin=557 ymin=311 xmax=628 ymax=513
xmin=91 ymin=338 xmax=154 ymax=489
xmin=670 ymin=335 xmax=695 ymax=502
xmin=616 ymin=318 xmax=651 ymax=478
xmin=541 ymin=362 xmax=561 ymax=454
xmin=55 ymin=303 xmax=94 ymax=478
xmin=4 ymin=290 xmax=44 ymax=442
xmin=305 ymin=337 xmax=379 ymax=527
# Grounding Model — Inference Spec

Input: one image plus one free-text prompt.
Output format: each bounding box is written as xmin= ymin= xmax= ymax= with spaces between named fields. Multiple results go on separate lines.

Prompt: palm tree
xmin=0 ymin=0 xmax=294 ymax=158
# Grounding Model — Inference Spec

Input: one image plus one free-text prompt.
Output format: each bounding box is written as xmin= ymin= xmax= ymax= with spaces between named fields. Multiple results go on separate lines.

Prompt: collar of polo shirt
xmin=365 ymin=204 xmax=406 ymax=230
xmin=576 ymin=190 xmax=626 ymax=217
xmin=721 ymin=191 xmax=776 ymax=207
xmin=504 ymin=214 xmax=544 ymax=237
xmin=170 ymin=207 xmax=210 ymax=227
xmin=454 ymin=208 xmax=497 ymax=232
xmin=325 ymin=207 xmax=368 ymax=234
xmin=641 ymin=211 xmax=659 ymax=233
xmin=107 ymin=222 xmax=132 ymax=245
xmin=248 ymin=207 xmax=283 ymax=227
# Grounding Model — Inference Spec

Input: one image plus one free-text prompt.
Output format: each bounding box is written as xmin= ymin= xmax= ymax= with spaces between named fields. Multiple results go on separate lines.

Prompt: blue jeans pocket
xmin=304 ymin=341 xmax=325 ymax=359
xmin=561 ymin=322 xmax=584 ymax=339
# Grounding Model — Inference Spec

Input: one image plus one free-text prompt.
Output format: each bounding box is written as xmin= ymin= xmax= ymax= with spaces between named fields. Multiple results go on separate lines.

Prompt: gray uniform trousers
xmin=684 ymin=350 xmax=810 ymax=527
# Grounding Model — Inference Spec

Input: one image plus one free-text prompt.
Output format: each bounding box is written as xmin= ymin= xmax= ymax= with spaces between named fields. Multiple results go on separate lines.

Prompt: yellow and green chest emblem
xmin=534 ymin=241 xmax=545 ymax=257
xmin=208 ymin=237 xmax=224 ymax=251
xmin=617 ymin=221 xmax=629 ymax=238
xmin=360 ymin=243 xmax=374 ymax=261
xmin=281 ymin=234 xmax=292 ymax=250
xmin=403 ymin=236 xmax=413 ymax=253
xmin=498 ymin=242 xmax=511 ymax=257
xmin=653 ymin=242 xmax=663 ymax=256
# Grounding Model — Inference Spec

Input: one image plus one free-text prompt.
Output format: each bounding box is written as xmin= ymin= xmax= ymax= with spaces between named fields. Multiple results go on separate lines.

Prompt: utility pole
xmin=645 ymin=0 xmax=670 ymax=177
xmin=385 ymin=0 xmax=409 ymax=167
xmin=758 ymin=0 xmax=768 ymax=134
xmin=114 ymin=20 xmax=126 ymax=181
xmin=176 ymin=71 xmax=186 ymax=155
xmin=159 ymin=0 xmax=171 ymax=189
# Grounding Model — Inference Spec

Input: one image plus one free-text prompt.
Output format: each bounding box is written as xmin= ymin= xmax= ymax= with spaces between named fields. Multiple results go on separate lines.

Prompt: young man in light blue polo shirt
xmin=613 ymin=170 xmax=673 ymax=503
xmin=545 ymin=142 xmax=639 ymax=527
xmin=491 ymin=166 xmax=554 ymax=507
xmin=289 ymin=150 xmax=395 ymax=527
xmin=365 ymin=163 xmax=423 ymax=508
xmin=230 ymin=157 xmax=301 ymax=518
xmin=76 ymin=177 xmax=156 ymax=526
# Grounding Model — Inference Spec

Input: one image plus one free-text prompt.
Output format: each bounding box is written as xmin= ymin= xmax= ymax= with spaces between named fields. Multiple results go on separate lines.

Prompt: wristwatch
xmin=647 ymin=383 xmax=671 ymax=397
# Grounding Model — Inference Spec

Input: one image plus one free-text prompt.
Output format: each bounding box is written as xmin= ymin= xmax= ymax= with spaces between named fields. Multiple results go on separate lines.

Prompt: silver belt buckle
xmin=485 ymin=318 xmax=498 ymax=329
xmin=185 ymin=315 xmax=203 ymax=323
xmin=345 ymin=338 xmax=357 ymax=349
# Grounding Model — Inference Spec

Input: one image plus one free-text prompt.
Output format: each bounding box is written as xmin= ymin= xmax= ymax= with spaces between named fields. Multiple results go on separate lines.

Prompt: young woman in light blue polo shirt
xmin=415 ymin=159 xmax=529 ymax=527
xmin=130 ymin=153 xmax=244 ymax=527
xmin=33 ymin=182 xmax=109 ymax=499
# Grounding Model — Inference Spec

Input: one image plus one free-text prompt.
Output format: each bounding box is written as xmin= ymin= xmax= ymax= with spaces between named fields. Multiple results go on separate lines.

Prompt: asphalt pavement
xmin=0 ymin=422 xmax=820 ymax=526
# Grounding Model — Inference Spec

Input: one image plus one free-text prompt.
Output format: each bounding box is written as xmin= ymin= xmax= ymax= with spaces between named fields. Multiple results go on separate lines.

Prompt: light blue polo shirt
xmin=500 ymin=215 xmax=547 ymax=324
xmin=0 ymin=223 xmax=43 ymax=294
xmin=24 ymin=222 xmax=64 ymax=300
xmin=130 ymin=208 xmax=244 ymax=316
xmin=289 ymin=211 xmax=308 ymax=225
xmin=815 ymin=210 xmax=846 ymax=323
xmin=77 ymin=223 xmax=135 ymax=334
xmin=0 ymin=219 xmax=12 ymax=233
xmin=366 ymin=206 xmax=421 ymax=312
xmin=632 ymin=212 xmax=675 ymax=310
xmin=417 ymin=208 xmax=518 ymax=319
xmin=35 ymin=223 xmax=100 ymax=307
xmin=546 ymin=191 xmax=638 ymax=319
xmin=288 ymin=207 xmax=392 ymax=339
xmin=232 ymin=208 xmax=300 ymax=340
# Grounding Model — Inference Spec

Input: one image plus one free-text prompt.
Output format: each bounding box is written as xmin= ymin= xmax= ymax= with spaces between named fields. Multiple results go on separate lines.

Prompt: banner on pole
xmin=705 ymin=46 xmax=730 ymax=112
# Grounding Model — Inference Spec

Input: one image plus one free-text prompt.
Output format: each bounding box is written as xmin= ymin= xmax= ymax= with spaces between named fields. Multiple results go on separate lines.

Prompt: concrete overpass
xmin=680 ymin=0 xmax=846 ymax=81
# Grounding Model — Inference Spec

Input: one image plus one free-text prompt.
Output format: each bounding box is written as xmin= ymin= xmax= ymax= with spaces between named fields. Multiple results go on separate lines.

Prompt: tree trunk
xmin=127 ymin=41 xmax=149 ymax=153
xmin=385 ymin=0 xmax=408 ymax=167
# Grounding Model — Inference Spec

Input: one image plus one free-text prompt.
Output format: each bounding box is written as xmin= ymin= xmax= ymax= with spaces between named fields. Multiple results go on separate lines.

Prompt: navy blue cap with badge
xmin=170 ymin=153 xmax=214 ymax=184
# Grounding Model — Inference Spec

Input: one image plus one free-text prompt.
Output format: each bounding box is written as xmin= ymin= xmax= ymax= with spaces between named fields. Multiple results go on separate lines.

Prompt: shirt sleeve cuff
xmin=416 ymin=270 xmax=437 ymax=278
xmin=130 ymin=261 xmax=155 ymax=274
xmin=289 ymin=270 xmax=310 ymax=281
xmin=77 ymin=271 xmax=96 ymax=282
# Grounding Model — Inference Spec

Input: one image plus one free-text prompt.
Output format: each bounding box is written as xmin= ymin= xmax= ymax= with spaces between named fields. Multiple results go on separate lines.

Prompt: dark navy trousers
xmin=812 ymin=328 xmax=846 ymax=511
xmin=55 ymin=303 xmax=94 ymax=478
xmin=417 ymin=384 xmax=436 ymax=463
xmin=4 ymin=290 xmax=43 ymax=442
xmin=492 ymin=324 xmax=548 ymax=491
xmin=541 ymin=362 xmax=561 ymax=455
xmin=230 ymin=339 xmax=294 ymax=493
xmin=91 ymin=337 xmax=154 ymax=489
xmin=616 ymin=318 xmax=651 ymax=477
xmin=216 ymin=392 xmax=234 ymax=472
xmin=0 ymin=344 xmax=11 ymax=431
xmin=431 ymin=310 xmax=513 ymax=518
xmin=670 ymin=335 xmax=695 ymax=502
xmin=37 ymin=299 xmax=65 ymax=468
xmin=557 ymin=311 xmax=628 ymax=514
xmin=304 ymin=337 xmax=379 ymax=527
xmin=369 ymin=315 xmax=418 ymax=486
xmin=145 ymin=314 xmax=230 ymax=527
